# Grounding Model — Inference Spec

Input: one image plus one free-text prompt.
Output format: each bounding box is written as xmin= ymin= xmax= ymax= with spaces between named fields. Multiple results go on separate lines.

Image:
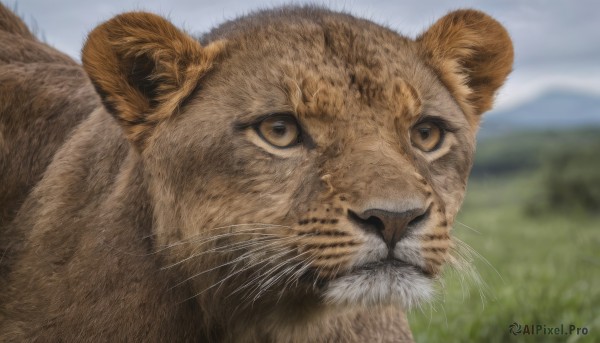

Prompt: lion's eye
xmin=257 ymin=115 xmax=301 ymax=148
xmin=411 ymin=121 xmax=444 ymax=152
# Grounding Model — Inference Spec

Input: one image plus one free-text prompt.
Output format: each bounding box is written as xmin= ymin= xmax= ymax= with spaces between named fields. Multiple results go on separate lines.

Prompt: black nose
xmin=348 ymin=207 xmax=429 ymax=249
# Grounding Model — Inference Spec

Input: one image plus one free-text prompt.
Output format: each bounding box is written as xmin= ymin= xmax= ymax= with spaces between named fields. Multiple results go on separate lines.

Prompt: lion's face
xmin=82 ymin=7 xmax=512 ymax=313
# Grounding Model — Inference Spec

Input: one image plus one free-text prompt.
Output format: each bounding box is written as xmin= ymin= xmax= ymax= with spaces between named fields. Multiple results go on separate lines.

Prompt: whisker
xmin=131 ymin=224 xmax=291 ymax=254
xmin=143 ymin=223 xmax=286 ymax=241
xmin=251 ymin=250 xmax=313 ymax=303
xmin=180 ymin=246 xmax=297 ymax=304
xmin=161 ymin=234 xmax=281 ymax=270
xmin=454 ymin=220 xmax=482 ymax=235
xmin=251 ymin=260 xmax=295 ymax=303
xmin=236 ymin=247 xmax=310 ymax=301
xmin=454 ymin=237 xmax=503 ymax=284
xmin=154 ymin=226 xmax=288 ymax=253
xmin=232 ymin=247 xmax=307 ymax=302
xmin=448 ymin=237 xmax=496 ymax=308
xmin=172 ymin=236 xmax=302 ymax=292
xmin=276 ymin=258 xmax=310 ymax=303
xmin=285 ymin=254 xmax=315 ymax=288
xmin=108 ymin=226 xmax=289 ymax=257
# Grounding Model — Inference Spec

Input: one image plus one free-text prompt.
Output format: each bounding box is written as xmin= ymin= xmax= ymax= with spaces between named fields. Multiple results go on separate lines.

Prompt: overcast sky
xmin=6 ymin=0 xmax=600 ymax=110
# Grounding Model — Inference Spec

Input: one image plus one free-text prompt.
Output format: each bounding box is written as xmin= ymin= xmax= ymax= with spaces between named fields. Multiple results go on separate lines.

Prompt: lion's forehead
xmin=281 ymin=66 xmax=423 ymax=125
xmin=206 ymin=8 xmax=455 ymax=124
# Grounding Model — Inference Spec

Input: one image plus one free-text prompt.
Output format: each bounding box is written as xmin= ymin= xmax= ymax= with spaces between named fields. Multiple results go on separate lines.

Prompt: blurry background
xmin=7 ymin=0 xmax=599 ymax=341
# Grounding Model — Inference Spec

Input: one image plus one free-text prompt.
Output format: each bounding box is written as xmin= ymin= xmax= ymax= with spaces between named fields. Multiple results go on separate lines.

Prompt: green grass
xmin=408 ymin=174 xmax=600 ymax=342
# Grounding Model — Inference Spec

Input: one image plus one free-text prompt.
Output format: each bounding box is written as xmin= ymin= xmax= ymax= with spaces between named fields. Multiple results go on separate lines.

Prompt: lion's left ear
xmin=417 ymin=10 xmax=513 ymax=123
xmin=82 ymin=12 xmax=225 ymax=148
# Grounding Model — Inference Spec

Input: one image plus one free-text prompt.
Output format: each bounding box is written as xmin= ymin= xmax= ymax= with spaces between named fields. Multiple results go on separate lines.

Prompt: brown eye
xmin=257 ymin=115 xmax=301 ymax=148
xmin=411 ymin=121 xmax=444 ymax=152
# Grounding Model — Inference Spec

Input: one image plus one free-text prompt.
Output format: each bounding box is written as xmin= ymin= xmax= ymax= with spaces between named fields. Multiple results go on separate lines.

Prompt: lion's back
xmin=0 ymin=4 xmax=99 ymax=251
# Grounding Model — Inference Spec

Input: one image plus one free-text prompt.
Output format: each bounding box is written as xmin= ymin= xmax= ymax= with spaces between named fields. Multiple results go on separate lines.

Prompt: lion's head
xmin=81 ymin=5 xmax=512 ymax=326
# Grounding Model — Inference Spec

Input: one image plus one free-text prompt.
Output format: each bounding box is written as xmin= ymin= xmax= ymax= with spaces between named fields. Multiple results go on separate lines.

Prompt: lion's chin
xmin=321 ymin=260 xmax=435 ymax=309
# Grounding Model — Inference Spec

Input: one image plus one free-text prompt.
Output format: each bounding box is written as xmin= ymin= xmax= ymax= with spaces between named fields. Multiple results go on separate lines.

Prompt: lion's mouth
xmin=318 ymin=257 xmax=436 ymax=307
xmin=299 ymin=258 xmax=432 ymax=291
xmin=351 ymin=258 xmax=433 ymax=278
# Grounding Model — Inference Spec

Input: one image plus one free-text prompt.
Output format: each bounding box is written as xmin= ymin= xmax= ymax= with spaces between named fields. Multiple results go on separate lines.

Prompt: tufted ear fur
xmin=417 ymin=10 xmax=514 ymax=123
xmin=82 ymin=12 xmax=225 ymax=148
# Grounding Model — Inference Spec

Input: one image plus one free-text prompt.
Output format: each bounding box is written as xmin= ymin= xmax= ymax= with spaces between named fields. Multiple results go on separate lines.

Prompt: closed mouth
xmin=352 ymin=258 xmax=433 ymax=278
xmin=297 ymin=258 xmax=432 ymax=291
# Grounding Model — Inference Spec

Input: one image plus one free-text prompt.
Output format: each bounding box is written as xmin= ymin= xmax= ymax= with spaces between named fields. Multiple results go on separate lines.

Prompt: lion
xmin=0 ymin=3 xmax=513 ymax=342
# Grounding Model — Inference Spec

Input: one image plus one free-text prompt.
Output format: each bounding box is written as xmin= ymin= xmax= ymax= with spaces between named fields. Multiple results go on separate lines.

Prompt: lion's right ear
xmin=417 ymin=10 xmax=513 ymax=125
xmin=82 ymin=12 xmax=225 ymax=149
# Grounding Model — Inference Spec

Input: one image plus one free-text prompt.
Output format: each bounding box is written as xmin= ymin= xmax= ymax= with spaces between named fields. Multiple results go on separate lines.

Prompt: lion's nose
xmin=348 ymin=207 xmax=430 ymax=249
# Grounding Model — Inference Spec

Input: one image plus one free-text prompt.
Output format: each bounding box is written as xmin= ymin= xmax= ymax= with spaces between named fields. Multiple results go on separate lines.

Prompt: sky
xmin=6 ymin=0 xmax=600 ymax=110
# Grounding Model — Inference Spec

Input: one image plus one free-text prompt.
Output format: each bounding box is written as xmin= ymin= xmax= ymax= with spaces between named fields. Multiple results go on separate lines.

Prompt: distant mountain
xmin=478 ymin=89 xmax=600 ymax=139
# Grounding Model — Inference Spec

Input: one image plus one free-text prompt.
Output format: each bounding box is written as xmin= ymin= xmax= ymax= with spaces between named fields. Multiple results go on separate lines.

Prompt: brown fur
xmin=82 ymin=12 xmax=225 ymax=147
xmin=0 ymin=4 xmax=96 ymax=271
xmin=417 ymin=10 xmax=514 ymax=125
xmin=0 ymin=4 xmax=512 ymax=342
